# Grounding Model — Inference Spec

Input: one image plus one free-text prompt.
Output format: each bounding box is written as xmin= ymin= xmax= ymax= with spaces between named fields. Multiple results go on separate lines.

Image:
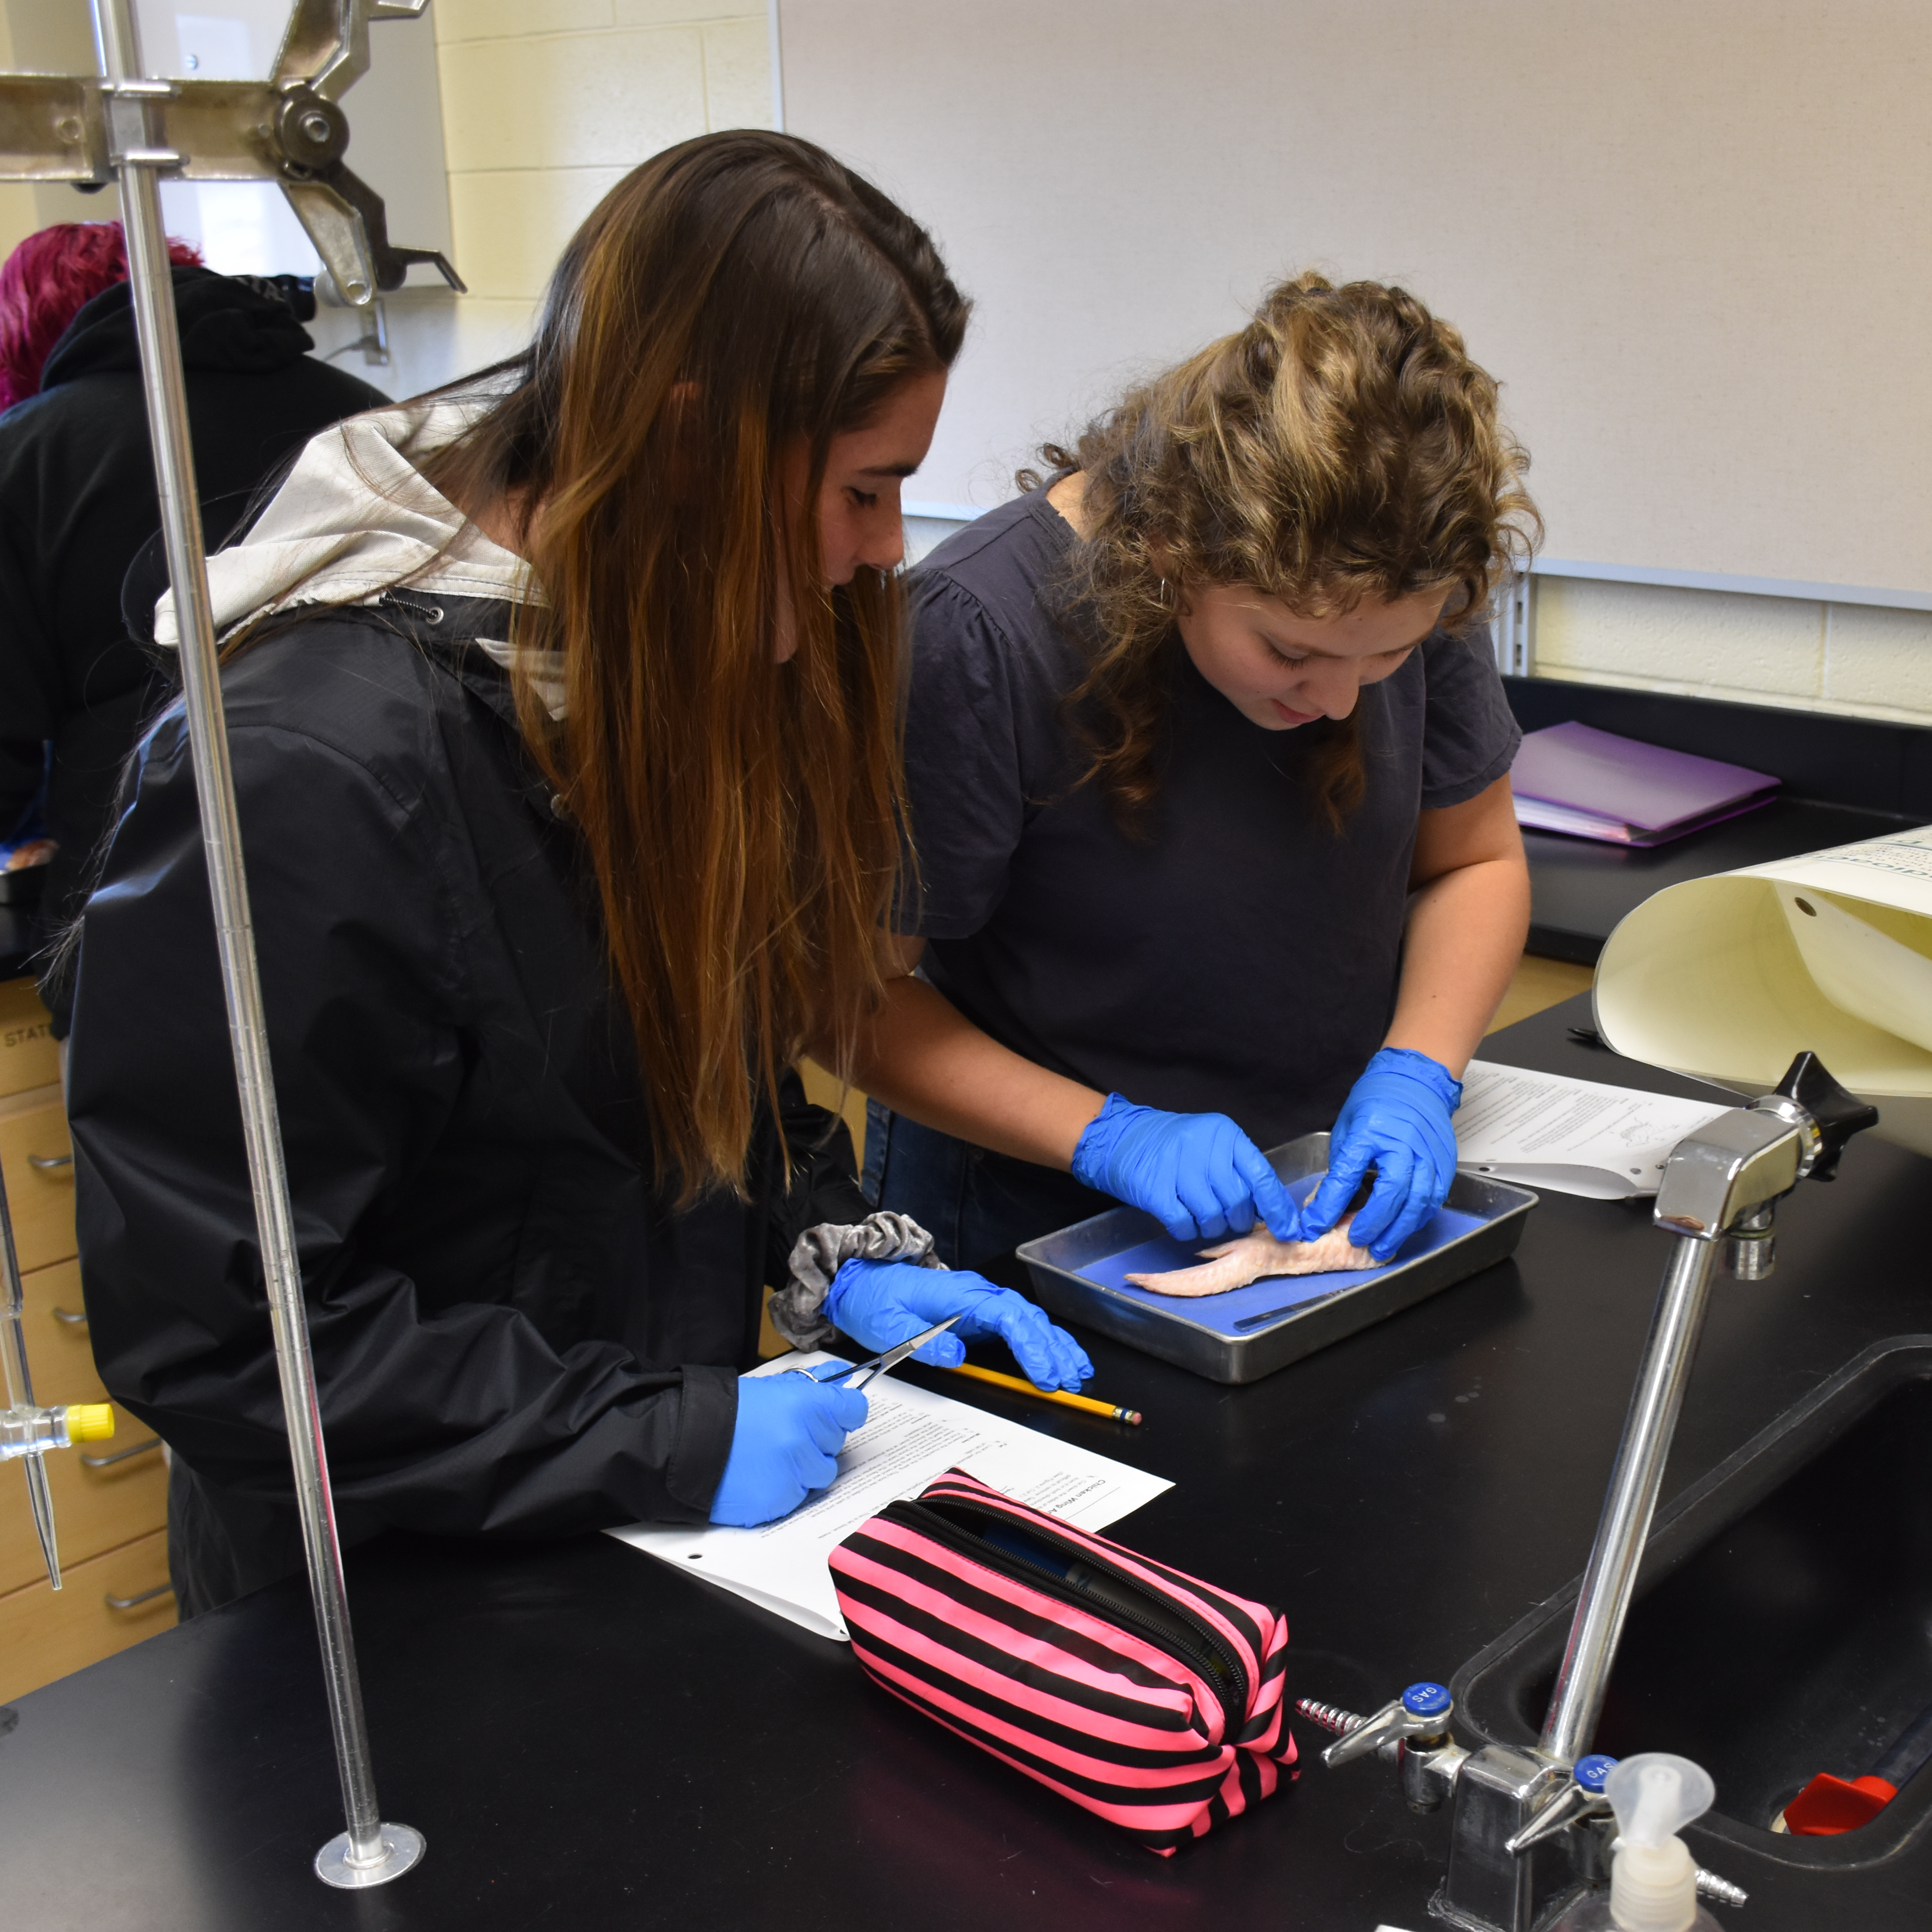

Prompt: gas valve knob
xmin=1506 ymin=1752 xmax=1618 ymax=1854
xmin=1312 ymin=1680 xmax=1452 ymax=1767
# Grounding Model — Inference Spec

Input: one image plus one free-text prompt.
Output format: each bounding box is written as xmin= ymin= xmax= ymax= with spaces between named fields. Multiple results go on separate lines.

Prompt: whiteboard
xmin=778 ymin=0 xmax=1932 ymax=598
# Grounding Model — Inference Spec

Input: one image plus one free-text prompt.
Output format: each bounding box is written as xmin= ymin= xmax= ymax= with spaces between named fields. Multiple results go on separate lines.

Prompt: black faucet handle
xmin=1773 ymin=1051 xmax=1880 ymax=1180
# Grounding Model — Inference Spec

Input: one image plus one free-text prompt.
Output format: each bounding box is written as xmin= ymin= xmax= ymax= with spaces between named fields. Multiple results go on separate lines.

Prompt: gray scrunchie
xmin=769 ymin=1210 xmax=946 ymax=1350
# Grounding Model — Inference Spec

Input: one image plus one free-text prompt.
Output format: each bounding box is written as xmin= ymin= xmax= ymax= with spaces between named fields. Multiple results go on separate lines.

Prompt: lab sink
xmin=1452 ymin=1336 xmax=1932 ymax=1866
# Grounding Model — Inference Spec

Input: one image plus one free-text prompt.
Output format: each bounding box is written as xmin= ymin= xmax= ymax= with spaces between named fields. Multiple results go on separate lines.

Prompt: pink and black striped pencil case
xmin=828 ymin=1468 xmax=1295 ymax=1854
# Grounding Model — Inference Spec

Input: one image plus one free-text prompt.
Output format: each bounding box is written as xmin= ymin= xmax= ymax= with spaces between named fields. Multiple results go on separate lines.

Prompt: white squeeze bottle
xmin=1552 ymin=1752 xmax=1722 ymax=1931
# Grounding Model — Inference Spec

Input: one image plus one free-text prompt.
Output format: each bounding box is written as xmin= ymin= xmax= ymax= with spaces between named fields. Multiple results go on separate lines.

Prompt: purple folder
xmin=1510 ymin=721 xmax=1778 ymax=847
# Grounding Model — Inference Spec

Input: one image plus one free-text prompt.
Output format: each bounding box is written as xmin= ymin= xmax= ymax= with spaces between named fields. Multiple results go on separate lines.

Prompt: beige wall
xmin=5 ymin=5 xmax=1925 ymax=733
xmin=408 ymin=0 xmax=773 ymax=389
xmin=0 ymin=0 xmax=774 ymax=420
xmin=0 ymin=0 xmax=122 ymax=251
xmin=780 ymin=0 xmax=1932 ymax=732
xmin=0 ymin=5 xmax=36 ymax=260
xmin=1533 ymin=578 xmax=1932 ymax=725
xmin=921 ymin=509 xmax=1932 ymax=727
xmin=780 ymin=0 xmax=1932 ymax=599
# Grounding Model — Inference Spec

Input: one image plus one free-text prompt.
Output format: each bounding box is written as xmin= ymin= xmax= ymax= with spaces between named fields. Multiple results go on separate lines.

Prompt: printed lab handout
xmin=609 ymin=1352 xmax=1173 ymax=1641
xmin=1456 ymin=1060 xmax=1730 ymax=1198
xmin=1594 ymin=823 xmax=1932 ymax=1159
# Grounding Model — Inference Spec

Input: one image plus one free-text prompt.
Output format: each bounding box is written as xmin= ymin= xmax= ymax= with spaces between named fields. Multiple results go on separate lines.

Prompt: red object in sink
xmin=1781 ymin=1772 xmax=1898 ymax=1835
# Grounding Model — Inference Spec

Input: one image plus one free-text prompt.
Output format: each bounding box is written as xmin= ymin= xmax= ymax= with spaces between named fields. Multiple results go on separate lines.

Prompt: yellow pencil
xmin=938 ymin=1360 xmax=1142 ymax=1425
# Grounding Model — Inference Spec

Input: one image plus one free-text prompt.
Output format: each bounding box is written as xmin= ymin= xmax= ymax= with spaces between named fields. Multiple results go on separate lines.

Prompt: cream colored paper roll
xmin=1593 ymin=826 xmax=1932 ymax=1160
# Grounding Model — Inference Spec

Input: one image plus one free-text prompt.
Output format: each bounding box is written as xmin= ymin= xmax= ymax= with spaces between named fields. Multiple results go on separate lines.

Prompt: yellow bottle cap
xmin=65 ymin=1404 xmax=115 ymax=1443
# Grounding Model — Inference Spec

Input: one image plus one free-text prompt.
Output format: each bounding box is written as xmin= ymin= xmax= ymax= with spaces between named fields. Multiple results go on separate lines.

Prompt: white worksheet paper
xmin=1455 ymin=1059 xmax=1730 ymax=1199
xmin=1594 ymin=824 xmax=1932 ymax=1161
xmin=607 ymin=1352 xmax=1173 ymax=1642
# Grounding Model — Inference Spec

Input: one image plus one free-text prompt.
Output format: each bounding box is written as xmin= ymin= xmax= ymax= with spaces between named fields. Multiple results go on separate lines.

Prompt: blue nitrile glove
xmin=709 ymin=1373 xmax=869 ymax=1526
xmin=1302 ymin=1048 xmax=1463 ymax=1263
xmin=1070 ymin=1093 xmax=1301 ymax=1245
xmin=825 ymin=1258 xmax=1094 ymax=1392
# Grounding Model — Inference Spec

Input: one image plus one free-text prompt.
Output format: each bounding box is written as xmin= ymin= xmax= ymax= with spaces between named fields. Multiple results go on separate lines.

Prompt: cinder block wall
xmin=335 ymin=0 xmax=773 ymax=395
xmin=415 ymin=0 xmax=771 ymax=380
xmin=923 ymin=507 xmax=1932 ymax=728
xmin=0 ymin=6 xmax=37 ymax=256
xmin=6 ymin=3 xmax=1924 ymax=735
xmin=1533 ymin=578 xmax=1932 ymax=727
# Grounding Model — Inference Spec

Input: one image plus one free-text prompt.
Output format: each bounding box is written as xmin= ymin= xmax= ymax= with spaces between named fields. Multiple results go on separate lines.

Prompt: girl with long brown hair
xmin=850 ymin=272 xmax=1539 ymax=1270
xmin=67 ymin=132 xmax=1087 ymax=1617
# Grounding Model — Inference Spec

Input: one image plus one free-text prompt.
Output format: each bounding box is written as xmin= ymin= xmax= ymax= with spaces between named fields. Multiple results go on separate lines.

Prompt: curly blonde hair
xmin=1028 ymin=271 xmax=1541 ymax=829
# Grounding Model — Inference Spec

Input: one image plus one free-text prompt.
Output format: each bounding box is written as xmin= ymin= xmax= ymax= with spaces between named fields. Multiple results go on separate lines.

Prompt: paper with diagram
xmin=1593 ymin=823 xmax=1932 ymax=1157
xmin=609 ymin=1352 xmax=1173 ymax=1642
xmin=1455 ymin=1061 xmax=1729 ymax=1198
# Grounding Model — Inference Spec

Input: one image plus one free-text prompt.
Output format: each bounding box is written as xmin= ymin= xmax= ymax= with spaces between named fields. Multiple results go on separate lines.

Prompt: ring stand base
xmin=314 ymin=1822 xmax=426 ymax=1889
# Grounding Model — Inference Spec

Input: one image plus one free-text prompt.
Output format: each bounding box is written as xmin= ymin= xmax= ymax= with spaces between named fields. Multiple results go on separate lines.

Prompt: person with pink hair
xmin=0 ymin=222 xmax=385 ymax=1025
xmin=0 ymin=219 xmax=202 ymax=412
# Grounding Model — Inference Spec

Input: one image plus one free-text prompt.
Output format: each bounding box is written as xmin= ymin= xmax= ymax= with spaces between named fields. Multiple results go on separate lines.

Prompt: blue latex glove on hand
xmin=826 ymin=1257 xmax=1094 ymax=1392
xmin=1302 ymin=1047 xmax=1463 ymax=1263
xmin=1070 ymin=1094 xmax=1301 ymax=1245
xmin=709 ymin=1373 xmax=868 ymax=1526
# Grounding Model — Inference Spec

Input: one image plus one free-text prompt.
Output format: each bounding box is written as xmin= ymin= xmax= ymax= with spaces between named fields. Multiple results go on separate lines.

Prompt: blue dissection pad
xmin=1075 ymin=1201 xmax=1491 ymax=1337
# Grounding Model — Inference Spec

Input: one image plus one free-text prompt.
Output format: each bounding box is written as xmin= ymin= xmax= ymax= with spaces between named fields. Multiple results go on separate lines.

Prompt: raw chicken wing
xmin=1124 ymin=1218 xmax=1380 ymax=1298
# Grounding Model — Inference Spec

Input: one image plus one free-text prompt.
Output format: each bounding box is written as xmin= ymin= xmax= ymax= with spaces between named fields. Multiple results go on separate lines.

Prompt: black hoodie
xmin=0 ymin=263 xmax=387 ymax=1015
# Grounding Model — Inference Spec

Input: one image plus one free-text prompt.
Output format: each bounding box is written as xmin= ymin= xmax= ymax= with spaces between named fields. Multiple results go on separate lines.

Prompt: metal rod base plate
xmin=313 ymin=1822 xmax=425 ymax=1889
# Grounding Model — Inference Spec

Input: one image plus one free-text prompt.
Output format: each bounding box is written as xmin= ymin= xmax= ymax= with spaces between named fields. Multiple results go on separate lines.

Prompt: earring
xmin=1156 ymin=577 xmax=1175 ymax=611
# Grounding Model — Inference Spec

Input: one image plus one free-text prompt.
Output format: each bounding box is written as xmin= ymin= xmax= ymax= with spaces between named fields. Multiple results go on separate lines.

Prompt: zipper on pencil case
xmin=886 ymin=1497 xmax=1250 ymax=1715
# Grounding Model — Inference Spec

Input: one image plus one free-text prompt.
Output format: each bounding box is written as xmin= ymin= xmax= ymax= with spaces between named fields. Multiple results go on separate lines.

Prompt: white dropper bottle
xmin=1552 ymin=1752 xmax=1722 ymax=1931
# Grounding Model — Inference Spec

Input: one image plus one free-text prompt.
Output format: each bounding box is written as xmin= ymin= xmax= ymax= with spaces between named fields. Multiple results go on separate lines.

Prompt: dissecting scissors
xmin=792 ymin=1315 xmax=962 ymax=1392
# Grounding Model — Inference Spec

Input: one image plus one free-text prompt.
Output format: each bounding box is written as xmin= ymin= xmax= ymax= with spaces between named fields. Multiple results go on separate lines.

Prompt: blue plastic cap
xmin=1574 ymin=1753 xmax=1619 ymax=1792
xmin=1402 ymin=1681 xmax=1452 ymax=1719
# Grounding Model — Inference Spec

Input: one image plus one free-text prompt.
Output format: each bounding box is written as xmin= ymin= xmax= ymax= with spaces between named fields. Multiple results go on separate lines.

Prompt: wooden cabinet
xmin=0 ymin=1084 xmax=74 ymax=1275
xmin=10 ymin=1258 xmax=95 ymax=1400
xmin=1 ymin=980 xmax=175 ymax=1697
xmin=0 ymin=1404 xmax=169 ymax=1601
xmin=0 ymin=1260 xmax=168 ymax=1596
xmin=0 ymin=1529 xmax=174 ymax=1705
xmin=0 ymin=976 xmax=60 ymax=1099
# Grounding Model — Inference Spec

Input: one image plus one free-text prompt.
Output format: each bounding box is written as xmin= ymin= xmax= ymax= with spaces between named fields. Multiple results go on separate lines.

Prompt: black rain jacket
xmin=68 ymin=593 xmax=870 ymax=1613
xmin=0 ymin=264 xmax=386 ymax=1015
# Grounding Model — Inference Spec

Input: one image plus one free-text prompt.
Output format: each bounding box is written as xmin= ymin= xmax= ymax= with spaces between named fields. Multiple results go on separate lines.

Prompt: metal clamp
xmin=27 ymin=1152 xmax=72 ymax=1171
xmin=51 ymin=1306 xmax=87 ymax=1325
xmin=82 ymin=1435 xmax=161 ymax=1470
xmin=104 ymin=1580 xmax=174 ymax=1611
xmin=0 ymin=0 xmax=462 ymax=310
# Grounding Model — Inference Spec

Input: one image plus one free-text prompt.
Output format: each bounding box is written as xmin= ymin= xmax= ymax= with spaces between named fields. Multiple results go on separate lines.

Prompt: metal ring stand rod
xmin=1538 ymin=1234 xmax=1718 ymax=1763
xmin=90 ymin=0 xmax=421 ymax=1889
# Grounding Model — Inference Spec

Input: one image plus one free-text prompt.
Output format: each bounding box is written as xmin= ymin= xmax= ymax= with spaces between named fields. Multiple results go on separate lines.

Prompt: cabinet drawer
xmin=0 ymin=1084 xmax=75 ymax=1272
xmin=0 ymin=1402 xmax=168 ymax=1597
xmin=14 ymin=1258 xmax=104 ymax=1406
xmin=0 ymin=1527 xmax=175 ymax=1704
xmin=0 ymin=977 xmax=58 ymax=1101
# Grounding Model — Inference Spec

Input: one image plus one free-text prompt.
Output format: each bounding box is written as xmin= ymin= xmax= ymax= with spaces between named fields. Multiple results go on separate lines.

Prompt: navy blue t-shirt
xmin=899 ymin=485 xmax=1521 ymax=1150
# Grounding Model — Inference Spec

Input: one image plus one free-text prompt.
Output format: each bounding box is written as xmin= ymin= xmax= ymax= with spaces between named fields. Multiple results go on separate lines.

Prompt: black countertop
xmin=1520 ymin=799 xmax=1905 ymax=964
xmin=3 ymin=996 xmax=1928 ymax=1931
xmin=0 ymin=905 xmax=35 ymax=986
xmin=1503 ymin=677 xmax=1932 ymax=964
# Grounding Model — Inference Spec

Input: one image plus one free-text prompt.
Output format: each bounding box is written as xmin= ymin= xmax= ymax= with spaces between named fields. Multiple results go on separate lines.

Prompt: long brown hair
xmin=1029 ymin=271 xmax=1539 ymax=830
xmin=431 ymin=133 xmax=968 ymax=1201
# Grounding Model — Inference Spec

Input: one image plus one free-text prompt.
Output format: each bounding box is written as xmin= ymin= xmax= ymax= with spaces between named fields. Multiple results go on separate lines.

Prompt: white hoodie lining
xmin=151 ymin=398 xmax=567 ymax=712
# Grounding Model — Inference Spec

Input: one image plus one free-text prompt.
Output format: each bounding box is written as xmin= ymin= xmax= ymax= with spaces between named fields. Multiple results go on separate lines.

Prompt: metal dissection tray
xmin=1017 ymin=1131 xmax=1538 ymax=1384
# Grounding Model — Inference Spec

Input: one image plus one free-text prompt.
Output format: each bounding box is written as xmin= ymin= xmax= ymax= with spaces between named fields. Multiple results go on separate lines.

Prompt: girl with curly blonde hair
xmin=846 ymin=271 xmax=1541 ymax=1270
